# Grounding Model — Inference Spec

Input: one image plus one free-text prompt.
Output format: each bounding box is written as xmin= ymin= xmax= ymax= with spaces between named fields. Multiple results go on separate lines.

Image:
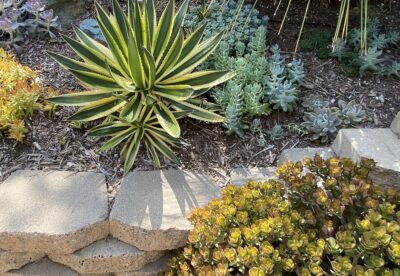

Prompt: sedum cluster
xmin=331 ymin=18 xmax=400 ymax=77
xmin=185 ymin=0 xmax=303 ymax=138
xmin=0 ymin=0 xmax=60 ymax=51
xmin=168 ymin=155 xmax=400 ymax=275
xmin=0 ymin=48 xmax=56 ymax=141
xmin=184 ymin=0 xmax=269 ymax=59
xmin=301 ymin=97 xmax=365 ymax=143
xmin=211 ymin=27 xmax=304 ymax=137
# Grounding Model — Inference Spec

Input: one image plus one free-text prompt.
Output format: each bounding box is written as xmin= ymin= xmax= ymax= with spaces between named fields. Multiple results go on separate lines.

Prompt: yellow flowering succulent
xmin=0 ymin=48 xmax=57 ymax=141
xmin=169 ymin=156 xmax=400 ymax=275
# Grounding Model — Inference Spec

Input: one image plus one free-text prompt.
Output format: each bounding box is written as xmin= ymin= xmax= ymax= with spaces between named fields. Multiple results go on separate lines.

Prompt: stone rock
xmin=277 ymin=147 xmax=335 ymax=165
xmin=43 ymin=0 xmax=91 ymax=27
xmin=79 ymin=18 xmax=105 ymax=41
xmin=114 ymin=254 xmax=172 ymax=276
xmin=7 ymin=258 xmax=78 ymax=275
xmin=230 ymin=167 xmax=276 ymax=186
xmin=109 ymin=169 xmax=220 ymax=251
xmin=49 ymin=238 xmax=164 ymax=274
xmin=0 ymin=250 xmax=44 ymax=273
xmin=0 ymin=170 xmax=109 ymax=254
xmin=391 ymin=111 xmax=400 ymax=137
xmin=332 ymin=128 xmax=400 ymax=187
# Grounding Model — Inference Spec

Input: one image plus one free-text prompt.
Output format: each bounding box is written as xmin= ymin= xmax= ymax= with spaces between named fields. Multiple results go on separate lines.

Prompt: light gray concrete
xmin=0 ymin=170 xmax=109 ymax=254
xmin=332 ymin=128 xmax=400 ymax=187
xmin=7 ymin=258 xmax=78 ymax=275
xmin=49 ymin=238 xmax=164 ymax=274
xmin=391 ymin=112 xmax=400 ymax=137
xmin=114 ymin=254 xmax=172 ymax=276
xmin=109 ymin=169 xmax=220 ymax=251
xmin=230 ymin=167 xmax=277 ymax=186
xmin=277 ymin=147 xmax=335 ymax=165
xmin=0 ymin=250 xmax=44 ymax=272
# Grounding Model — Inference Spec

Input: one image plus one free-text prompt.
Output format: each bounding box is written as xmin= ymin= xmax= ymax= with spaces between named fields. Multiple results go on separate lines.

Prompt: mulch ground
xmin=1 ymin=0 xmax=399 ymax=192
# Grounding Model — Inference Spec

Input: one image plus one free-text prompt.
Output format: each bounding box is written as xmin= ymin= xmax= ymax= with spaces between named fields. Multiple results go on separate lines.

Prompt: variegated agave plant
xmin=48 ymin=0 xmax=234 ymax=172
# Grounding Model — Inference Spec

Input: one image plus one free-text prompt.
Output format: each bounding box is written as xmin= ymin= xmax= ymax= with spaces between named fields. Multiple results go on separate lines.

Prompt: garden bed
xmin=0 ymin=0 xmax=399 ymax=191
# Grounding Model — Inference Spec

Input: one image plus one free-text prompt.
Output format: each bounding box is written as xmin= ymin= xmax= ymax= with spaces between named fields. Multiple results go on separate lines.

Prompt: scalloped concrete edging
xmin=49 ymin=238 xmax=165 ymax=274
xmin=0 ymin=170 xmax=109 ymax=254
xmin=1 ymin=169 xmax=221 ymax=274
xmin=109 ymin=169 xmax=221 ymax=251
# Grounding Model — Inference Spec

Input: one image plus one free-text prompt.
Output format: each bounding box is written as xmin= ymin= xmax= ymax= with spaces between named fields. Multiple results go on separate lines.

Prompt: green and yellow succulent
xmin=168 ymin=156 xmax=400 ymax=275
xmin=49 ymin=0 xmax=234 ymax=172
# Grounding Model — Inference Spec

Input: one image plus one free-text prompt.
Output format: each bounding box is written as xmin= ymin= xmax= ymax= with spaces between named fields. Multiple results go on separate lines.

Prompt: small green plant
xmin=48 ymin=0 xmax=234 ymax=173
xmin=268 ymin=123 xmax=283 ymax=141
xmin=301 ymin=97 xmax=365 ymax=143
xmin=250 ymin=118 xmax=266 ymax=146
xmin=0 ymin=48 xmax=57 ymax=141
xmin=185 ymin=0 xmax=269 ymax=60
xmin=302 ymin=107 xmax=341 ymax=143
xmin=299 ymin=29 xmax=332 ymax=59
xmin=0 ymin=0 xmax=60 ymax=51
xmin=338 ymin=99 xmax=366 ymax=126
xmin=168 ymin=156 xmax=400 ymax=275
xmin=331 ymin=18 xmax=400 ymax=77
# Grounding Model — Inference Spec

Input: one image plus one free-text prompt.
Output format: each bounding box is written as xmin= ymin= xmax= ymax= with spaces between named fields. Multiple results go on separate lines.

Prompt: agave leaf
xmin=120 ymin=93 xmax=144 ymax=122
xmin=180 ymin=22 xmax=207 ymax=58
xmin=170 ymin=0 xmax=190 ymax=43
xmin=123 ymin=127 xmax=145 ymax=172
xmin=96 ymin=2 xmax=130 ymax=74
xmin=154 ymin=101 xmax=180 ymax=138
xmin=74 ymin=26 xmax=113 ymax=60
xmin=69 ymin=69 xmax=120 ymax=91
xmin=160 ymin=70 xmax=236 ymax=90
xmin=62 ymin=36 xmax=116 ymax=74
xmin=143 ymin=48 xmax=156 ymax=89
xmin=127 ymin=26 xmax=146 ymax=88
xmin=48 ymin=52 xmax=107 ymax=75
xmin=146 ymin=125 xmax=180 ymax=145
xmin=170 ymin=100 xmax=224 ymax=122
xmin=112 ymin=0 xmax=129 ymax=44
xmin=144 ymin=0 xmax=156 ymax=46
xmin=157 ymin=31 xmax=184 ymax=79
xmin=69 ymin=97 xmax=125 ymax=121
xmin=166 ymin=32 xmax=224 ymax=78
xmin=153 ymin=84 xmax=193 ymax=101
xmin=145 ymin=132 xmax=180 ymax=164
xmin=100 ymin=128 xmax=134 ymax=151
xmin=144 ymin=139 xmax=161 ymax=167
xmin=49 ymin=90 xmax=115 ymax=106
xmin=152 ymin=0 xmax=174 ymax=63
xmin=90 ymin=122 xmax=133 ymax=136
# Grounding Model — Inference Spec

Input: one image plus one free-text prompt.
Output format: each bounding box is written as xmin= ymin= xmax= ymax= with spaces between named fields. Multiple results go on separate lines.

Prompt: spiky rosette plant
xmin=48 ymin=0 xmax=234 ymax=172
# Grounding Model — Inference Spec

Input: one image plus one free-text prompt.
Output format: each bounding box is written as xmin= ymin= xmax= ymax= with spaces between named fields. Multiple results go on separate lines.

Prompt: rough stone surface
xmin=110 ymin=169 xmax=220 ymax=251
xmin=0 ymin=170 xmax=109 ymax=254
xmin=230 ymin=167 xmax=277 ymax=186
xmin=277 ymin=147 xmax=335 ymax=165
xmin=43 ymin=0 xmax=91 ymax=27
xmin=79 ymin=18 xmax=105 ymax=41
xmin=7 ymin=258 xmax=78 ymax=275
xmin=0 ymin=250 xmax=44 ymax=273
xmin=332 ymin=128 xmax=400 ymax=186
xmin=114 ymin=254 xmax=172 ymax=276
xmin=49 ymin=238 xmax=164 ymax=274
xmin=391 ymin=112 xmax=400 ymax=137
